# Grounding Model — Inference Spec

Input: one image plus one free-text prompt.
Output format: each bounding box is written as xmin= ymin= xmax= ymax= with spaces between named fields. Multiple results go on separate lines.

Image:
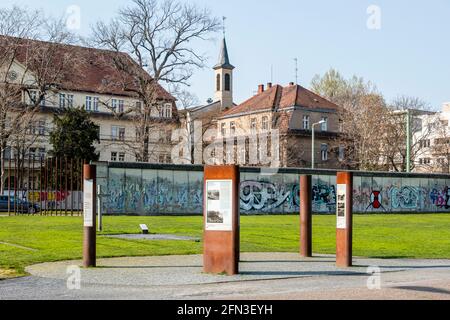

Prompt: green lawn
xmin=1 ymin=214 xmax=450 ymax=278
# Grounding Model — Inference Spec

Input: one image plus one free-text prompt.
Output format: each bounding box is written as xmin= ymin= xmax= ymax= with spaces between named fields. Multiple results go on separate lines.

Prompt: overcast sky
xmin=2 ymin=0 xmax=449 ymax=109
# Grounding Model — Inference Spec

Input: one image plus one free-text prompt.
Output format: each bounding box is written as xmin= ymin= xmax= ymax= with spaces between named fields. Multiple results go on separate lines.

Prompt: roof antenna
xmin=270 ymin=64 xmax=273 ymax=83
xmin=294 ymin=58 xmax=298 ymax=84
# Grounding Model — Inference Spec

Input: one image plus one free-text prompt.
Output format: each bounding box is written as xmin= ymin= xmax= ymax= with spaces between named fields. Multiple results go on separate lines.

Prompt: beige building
xmin=216 ymin=82 xmax=344 ymax=168
xmin=0 ymin=36 xmax=178 ymax=165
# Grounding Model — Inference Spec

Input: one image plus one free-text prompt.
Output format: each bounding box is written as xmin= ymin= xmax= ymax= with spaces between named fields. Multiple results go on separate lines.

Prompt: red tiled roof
xmin=0 ymin=35 xmax=174 ymax=101
xmin=220 ymin=84 xmax=338 ymax=118
xmin=221 ymin=85 xmax=283 ymax=117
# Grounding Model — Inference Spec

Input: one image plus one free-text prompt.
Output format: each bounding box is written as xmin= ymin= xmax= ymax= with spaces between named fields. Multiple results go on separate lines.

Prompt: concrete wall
xmin=96 ymin=163 xmax=450 ymax=215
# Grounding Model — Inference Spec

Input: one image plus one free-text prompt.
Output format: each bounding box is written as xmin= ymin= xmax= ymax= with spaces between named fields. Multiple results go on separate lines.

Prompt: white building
xmin=413 ymin=103 xmax=450 ymax=173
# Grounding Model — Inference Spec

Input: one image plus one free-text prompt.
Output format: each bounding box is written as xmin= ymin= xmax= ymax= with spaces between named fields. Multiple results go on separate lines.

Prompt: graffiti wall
xmin=97 ymin=164 xmax=450 ymax=215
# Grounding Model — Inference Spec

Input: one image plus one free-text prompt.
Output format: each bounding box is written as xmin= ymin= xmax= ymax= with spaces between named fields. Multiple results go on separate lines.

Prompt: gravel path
xmin=1 ymin=253 xmax=450 ymax=300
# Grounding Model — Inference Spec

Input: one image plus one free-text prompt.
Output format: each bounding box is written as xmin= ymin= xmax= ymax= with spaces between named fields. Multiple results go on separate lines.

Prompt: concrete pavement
xmin=1 ymin=253 xmax=450 ymax=300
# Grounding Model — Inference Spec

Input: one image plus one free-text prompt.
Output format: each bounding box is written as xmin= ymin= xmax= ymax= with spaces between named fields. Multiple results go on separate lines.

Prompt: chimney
xmin=267 ymin=82 xmax=272 ymax=89
xmin=258 ymin=84 xmax=265 ymax=94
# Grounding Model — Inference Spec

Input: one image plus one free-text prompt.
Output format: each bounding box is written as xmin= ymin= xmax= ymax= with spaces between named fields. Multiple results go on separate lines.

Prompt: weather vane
xmin=222 ymin=16 xmax=227 ymax=36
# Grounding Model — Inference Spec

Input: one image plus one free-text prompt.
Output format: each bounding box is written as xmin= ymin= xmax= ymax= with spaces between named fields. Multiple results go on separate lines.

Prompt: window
xmin=303 ymin=115 xmax=310 ymax=130
xmin=250 ymin=118 xmax=257 ymax=133
xmin=159 ymin=153 xmax=171 ymax=164
xmin=262 ymin=116 xmax=269 ymax=131
xmin=67 ymin=94 xmax=74 ymax=108
xmin=321 ymin=117 xmax=328 ymax=131
xmin=118 ymin=100 xmax=124 ymax=113
xmin=38 ymin=148 xmax=46 ymax=160
xmin=29 ymin=90 xmax=37 ymax=104
xmin=93 ymin=97 xmax=99 ymax=112
xmin=111 ymin=126 xmax=125 ymax=140
xmin=216 ymin=74 xmax=221 ymax=91
xmin=118 ymin=127 xmax=126 ymax=141
xmin=111 ymin=152 xmax=117 ymax=161
xmin=159 ymin=104 xmax=172 ymax=118
xmin=59 ymin=93 xmax=66 ymax=108
xmin=224 ymin=73 xmax=231 ymax=91
xmin=111 ymin=99 xmax=118 ymax=112
xmin=37 ymin=120 xmax=45 ymax=135
xmin=338 ymin=119 xmax=344 ymax=132
xmin=136 ymin=101 xmax=142 ymax=110
xmin=230 ymin=122 xmax=236 ymax=135
xmin=338 ymin=146 xmax=345 ymax=162
xmin=29 ymin=148 xmax=37 ymax=158
xmin=3 ymin=146 xmax=12 ymax=159
xmin=420 ymin=139 xmax=431 ymax=148
xmin=321 ymin=144 xmax=328 ymax=161
xmin=221 ymin=123 xmax=226 ymax=136
xmin=86 ymin=96 xmax=92 ymax=111
xmin=118 ymin=152 xmax=125 ymax=162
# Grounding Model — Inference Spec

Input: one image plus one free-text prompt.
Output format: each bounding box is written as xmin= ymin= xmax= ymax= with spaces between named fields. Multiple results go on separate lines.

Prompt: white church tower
xmin=213 ymin=37 xmax=234 ymax=110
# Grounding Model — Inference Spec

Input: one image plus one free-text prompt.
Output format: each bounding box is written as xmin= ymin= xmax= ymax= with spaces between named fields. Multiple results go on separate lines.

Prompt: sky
xmin=2 ymin=0 xmax=449 ymax=110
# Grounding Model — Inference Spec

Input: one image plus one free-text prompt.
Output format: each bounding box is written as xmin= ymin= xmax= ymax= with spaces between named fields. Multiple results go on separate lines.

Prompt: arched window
xmin=216 ymin=74 xmax=221 ymax=91
xmin=225 ymin=74 xmax=231 ymax=91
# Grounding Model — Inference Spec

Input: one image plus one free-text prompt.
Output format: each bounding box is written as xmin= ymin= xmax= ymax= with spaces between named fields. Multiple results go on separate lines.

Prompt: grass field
xmin=1 ymin=214 xmax=450 ymax=278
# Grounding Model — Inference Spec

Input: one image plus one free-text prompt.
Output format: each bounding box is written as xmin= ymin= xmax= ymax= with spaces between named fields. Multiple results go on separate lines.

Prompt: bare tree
xmin=382 ymin=96 xmax=434 ymax=172
xmin=311 ymin=68 xmax=388 ymax=170
xmin=91 ymin=0 xmax=220 ymax=162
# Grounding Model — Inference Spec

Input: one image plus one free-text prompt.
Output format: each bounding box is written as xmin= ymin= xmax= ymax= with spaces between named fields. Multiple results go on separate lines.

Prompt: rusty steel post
xmin=203 ymin=165 xmax=240 ymax=276
xmin=83 ymin=164 xmax=96 ymax=268
xmin=300 ymin=175 xmax=312 ymax=258
xmin=336 ymin=172 xmax=353 ymax=268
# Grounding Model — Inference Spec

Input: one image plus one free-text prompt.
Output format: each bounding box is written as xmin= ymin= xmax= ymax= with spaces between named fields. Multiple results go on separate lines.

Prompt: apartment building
xmin=413 ymin=103 xmax=450 ymax=173
xmin=217 ymin=82 xmax=344 ymax=168
xmin=0 ymin=36 xmax=178 ymax=165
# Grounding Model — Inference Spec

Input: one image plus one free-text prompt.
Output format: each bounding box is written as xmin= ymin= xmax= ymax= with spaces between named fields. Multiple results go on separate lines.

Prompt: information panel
xmin=83 ymin=179 xmax=94 ymax=227
xmin=336 ymin=184 xmax=346 ymax=229
xmin=205 ymin=180 xmax=233 ymax=231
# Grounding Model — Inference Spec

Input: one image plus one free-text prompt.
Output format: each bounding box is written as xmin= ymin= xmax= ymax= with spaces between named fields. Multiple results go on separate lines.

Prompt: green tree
xmin=49 ymin=107 xmax=100 ymax=161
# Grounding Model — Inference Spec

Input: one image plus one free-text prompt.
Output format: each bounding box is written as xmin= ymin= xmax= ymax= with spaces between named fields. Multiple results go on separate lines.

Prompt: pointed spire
xmin=213 ymin=37 xmax=234 ymax=70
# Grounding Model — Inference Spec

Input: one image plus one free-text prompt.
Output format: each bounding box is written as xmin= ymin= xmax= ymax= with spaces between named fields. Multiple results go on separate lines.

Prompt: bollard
xmin=300 ymin=175 xmax=312 ymax=258
xmin=336 ymin=172 xmax=353 ymax=268
xmin=83 ymin=164 xmax=96 ymax=268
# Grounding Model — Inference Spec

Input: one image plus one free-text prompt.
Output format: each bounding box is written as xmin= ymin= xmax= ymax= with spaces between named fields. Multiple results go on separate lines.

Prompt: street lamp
xmin=311 ymin=120 xmax=326 ymax=169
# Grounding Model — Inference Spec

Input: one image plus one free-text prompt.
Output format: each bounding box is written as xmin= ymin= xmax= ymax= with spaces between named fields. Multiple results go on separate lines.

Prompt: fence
xmin=1 ymin=155 xmax=85 ymax=215
xmin=95 ymin=162 xmax=450 ymax=215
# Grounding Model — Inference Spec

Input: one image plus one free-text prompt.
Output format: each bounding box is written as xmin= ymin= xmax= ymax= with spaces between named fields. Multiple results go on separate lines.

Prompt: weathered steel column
xmin=83 ymin=164 xmax=96 ymax=268
xmin=203 ymin=165 xmax=240 ymax=275
xmin=300 ymin=175 xmax=312 ymax=257
xmin=336 ymin=172 xmax=353 ymax=268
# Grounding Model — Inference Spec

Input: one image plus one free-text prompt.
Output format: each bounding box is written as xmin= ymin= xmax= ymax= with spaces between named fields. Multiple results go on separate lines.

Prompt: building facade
xmin=216 ymin=82 xmax=344 ymax=168
xmin=413 ymin=103 xmax=450 ymax=173
xmin=0 ymin=36 xmax=178 ymax=165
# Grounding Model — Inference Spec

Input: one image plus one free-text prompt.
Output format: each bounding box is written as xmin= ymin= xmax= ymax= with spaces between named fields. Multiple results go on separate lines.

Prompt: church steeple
xmin=214 ymin=37 xmax=234 ymax=110
xmin=214 ymin=38 xmax=234 ymax=71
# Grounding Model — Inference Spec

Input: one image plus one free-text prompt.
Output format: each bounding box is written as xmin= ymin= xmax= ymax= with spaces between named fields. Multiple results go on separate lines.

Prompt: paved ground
xmin=1 ymin=253 xmax=450 ymax=300
xmin=104 ymin=234 xmax=200 ymax=241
